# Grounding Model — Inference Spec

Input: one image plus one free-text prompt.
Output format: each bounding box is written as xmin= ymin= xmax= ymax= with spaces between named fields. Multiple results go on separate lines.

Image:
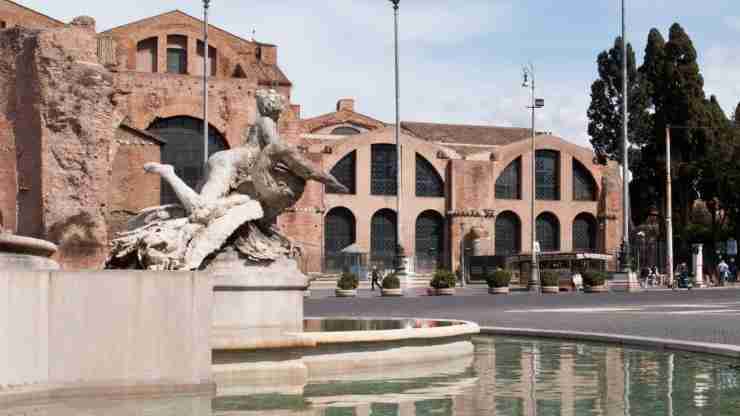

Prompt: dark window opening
xmin=327 ymin=151 xmax=356 ymax=194
xmin=573 ymin=214 xmax=597 ymax=251
xmin=495 ymin=158 xmax=522 ymax=200
xmin=415 ymin=154 xmax=444 ymax=197
xmin=371 ymin=209 xmax=397 ymax=271
xmin=495 ymin=212 xmax=521 ymax=255
xmin=536 ymin=212 xmax=560 ymax=252
xmin=331 ymin=126 xmax=361 ymax=135
xmin=371 ymin=144 xmax=397 ymax=196
xmin=536 ymin=150 xmax=560 ymax=200
xmin=324 ymin=207 xmax=356 ymax=273
xmin=573 ymin=159 xmax=597 ymax=201
xmin=415 ymin=211 xmax=445 ymax=273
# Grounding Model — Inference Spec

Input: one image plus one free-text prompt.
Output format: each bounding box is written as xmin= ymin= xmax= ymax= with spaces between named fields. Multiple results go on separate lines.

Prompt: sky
xmin=18 ymin=0 xmax=740 ymax=147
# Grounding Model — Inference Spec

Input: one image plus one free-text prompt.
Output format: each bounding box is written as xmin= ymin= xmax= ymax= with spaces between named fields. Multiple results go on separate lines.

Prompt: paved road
xmin=306 ymin=287 xmax=740 ymax=345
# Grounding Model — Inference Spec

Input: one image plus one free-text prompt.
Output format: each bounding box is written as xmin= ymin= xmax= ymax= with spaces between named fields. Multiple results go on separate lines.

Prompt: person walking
xmin=718 ymin=259 xmax=729 ymax=287
xmin=729 ymin=258 xmax=737 ymax=283
xmin=371 ymin=266 xmax=382 ymax=291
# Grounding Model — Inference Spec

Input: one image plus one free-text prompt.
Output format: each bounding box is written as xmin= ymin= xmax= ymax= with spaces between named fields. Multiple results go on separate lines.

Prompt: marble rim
xmin=0 ymin=233 xmax=57 ymax=257
xmin=295 ymin=317 xmax=480 ymax=345
xmin=480 ymin=326 xmax=740 ymax=359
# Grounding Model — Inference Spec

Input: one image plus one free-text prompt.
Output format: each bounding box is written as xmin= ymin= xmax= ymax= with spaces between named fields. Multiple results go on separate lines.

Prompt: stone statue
xmin=107 ymin=90 xmax=345 ymax=270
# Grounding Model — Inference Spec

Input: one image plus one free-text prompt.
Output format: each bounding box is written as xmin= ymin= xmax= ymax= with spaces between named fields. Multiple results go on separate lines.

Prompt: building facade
xmin=0 ymin=1 xmax=624 ymax=272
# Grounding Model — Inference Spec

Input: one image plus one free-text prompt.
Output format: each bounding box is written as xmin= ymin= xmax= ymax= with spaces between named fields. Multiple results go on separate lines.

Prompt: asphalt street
xmin=306 ymin=287 xmax=740 ymax=345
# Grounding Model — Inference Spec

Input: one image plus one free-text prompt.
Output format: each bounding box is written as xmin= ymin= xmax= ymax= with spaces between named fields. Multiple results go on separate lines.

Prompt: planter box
xmin=542 ymin=286 xmax=560 ymax=294
xmin=335 ymin=289 xmax=357 ymax=297
xmin=434 ymin=287 xmax=456 ymax=296
xmin=488 ymin=286 xmax=510 ymax=294
xmin=381 ymin=288 xmax=404 ymax=297
xmin=585 ymin=284 xmax=608 ymax=293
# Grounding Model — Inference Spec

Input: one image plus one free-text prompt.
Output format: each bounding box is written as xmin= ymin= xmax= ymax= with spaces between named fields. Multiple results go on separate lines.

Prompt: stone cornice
xmin=447 ymin=209 xmax=496 ymax=218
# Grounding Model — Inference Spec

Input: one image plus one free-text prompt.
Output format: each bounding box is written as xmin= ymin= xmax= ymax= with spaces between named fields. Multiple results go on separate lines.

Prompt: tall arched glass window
xmin=371 ymin=144 xmax=397 ymax=196
xmin=536 ymin=150 xmax=560 ymax=200
xmin=573 ymin=159 xmax=597 ymax=201
xmin=536 ymin=212 xmax=560 ymax=252
xmin=327 ymin=151 xmax=356 ymax=194
xmin=495 ymin=158 xmax=522 ymax=200
xmin=371 ymin=209 xmax=397 ymax=270
xmin=166 ymin=35 xmax=188 ymax=74
xmin=415 ymin=211 xmax=445 ymax=273
xmin=573 ymin=213 xmax=597 ymax=252
xmin=495 ymin=211 xmax=521 ymax=255
xmin=415 ymin=154 xmax=444 ymax=197
xmin=147 ymin=116 xmax=228 ymax=205
xmin=324 ymin=207 xmax=356 ymax=273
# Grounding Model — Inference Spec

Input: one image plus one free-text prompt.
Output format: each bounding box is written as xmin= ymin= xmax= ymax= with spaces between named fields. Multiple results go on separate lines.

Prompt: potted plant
xmin=583 ymin=271 xmax=608 ymax=293
xmin=335 ymin=271 xmax=359 ymax=297
xmin=541 ymin=271 xmax=560 ymax=294
xmin=381 ymin=273 xmax=403 ymax=297
xmin=430 ymin=269 xmax=457 ymax=295
xmin=486 ymin=270 xmax=512 ymax=294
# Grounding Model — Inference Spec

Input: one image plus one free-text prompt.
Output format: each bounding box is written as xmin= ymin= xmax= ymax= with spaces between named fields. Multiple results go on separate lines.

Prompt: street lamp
xmin=619 ymin=0 xmax=632 ymax=272
xmin=389 ymin=0 xmax=406 ymax=278
xmin=522 ymin=63 xmax=544 ymax=292
xmin=202 ymin=0 xmax=211 ymax=171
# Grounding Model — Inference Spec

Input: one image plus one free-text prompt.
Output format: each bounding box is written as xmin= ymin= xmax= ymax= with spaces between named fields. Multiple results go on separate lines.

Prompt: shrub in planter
xmin=430 ymin=269 xmax=457 ymax=289
xmin=582 ymin=271 xmax=608 ymax=288
xmin=337 ymin=272 xmax=359 ymax=290
xmin=541 ymin=271 xmax=560 ymax=287
xmin=486 ymin=270 xmax=512 ymax=288
xmin=382 ymin=273 xmax=401 ymax=289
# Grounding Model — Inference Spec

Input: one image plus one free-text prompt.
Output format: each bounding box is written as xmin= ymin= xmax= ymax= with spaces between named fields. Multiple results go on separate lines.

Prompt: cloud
xmin=703 ymin=45 xmax=740 ymax=114
xmin=724 ymin=16 xmax=740 ymax=32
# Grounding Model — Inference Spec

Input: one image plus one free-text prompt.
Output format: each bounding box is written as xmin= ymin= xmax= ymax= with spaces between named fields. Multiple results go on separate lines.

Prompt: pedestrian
xmin=718 ymin=259 xmax=729 ymax=287
xmin=729 ymin=258 xmax=737 ymax=283
xmin=371 ymin=265 xmax=381 ymax=291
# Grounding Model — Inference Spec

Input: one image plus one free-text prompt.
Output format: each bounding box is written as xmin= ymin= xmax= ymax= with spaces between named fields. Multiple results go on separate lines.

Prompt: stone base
xmin=434 ymin=288 xmax=456 ymax=296
xmin=488 ymin=287 xmax=510 ymax=294
xmin=208 ymin=249 xmax=309 ymax=350
xmin=0 ymin=234 xmax=59 ymax=271
xmin=585 ymin=284 xmax=609 ymax=293
xmin=335 ymin=289 xmax=357 ymax=297
xmin=381 ymin=288 xmax=404 ymax=296
xmin=609 ymin=271 xmax=641 ymax=292
xmin=542 ymin=286 xmax=560 ymax=294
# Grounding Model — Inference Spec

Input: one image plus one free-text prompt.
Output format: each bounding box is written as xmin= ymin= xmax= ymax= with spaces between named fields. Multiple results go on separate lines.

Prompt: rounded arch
xmin=495 ymin=211 xmax=521 ymax=255
xmin=573 ymin=158 xmax=598 ymax=201
xmin=371 ymin=208 xmax=398 ymax=271
xmin=415 ymin=210 xmax=445 ymax=273
xmin=415 ymin=153 xmax=444 ymax=197
xmin=147 ymin=116 xmax=229 ymax=205
xmin=536 ymin=212 xmax=560 ymax=252
xmin=495 ymin=157 xmax=522 ymax=200
xmin=331 ymin=126 xmax=361 ymax=135
xmin=573 ymin=212 xmax=598 ymax=252
xmin=327 ymin=151 xmax=356 ymax=194
xmin=324 ymin=207 xmax=356 ymax=273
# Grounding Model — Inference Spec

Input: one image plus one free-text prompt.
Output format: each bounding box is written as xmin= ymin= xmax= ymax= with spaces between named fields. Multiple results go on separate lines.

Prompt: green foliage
xmin=540 ymin=271 xmax=560 ymax=287
xmin=486 ymin=270 xmax=512 ymax=288
xmin=337 ymin=272 xmax=359 ymax=290
xmin=382 ymin=273 xmax=401 ymax=290
xmin=430 ymin=269 xmax=457 ymax=289
xmin=582 ymin=271 xmax=608 ymax=287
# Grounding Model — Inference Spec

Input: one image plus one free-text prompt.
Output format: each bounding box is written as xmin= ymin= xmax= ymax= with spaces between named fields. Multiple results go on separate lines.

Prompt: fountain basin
xmin=0 ymin=233 xmax=59 ymax=270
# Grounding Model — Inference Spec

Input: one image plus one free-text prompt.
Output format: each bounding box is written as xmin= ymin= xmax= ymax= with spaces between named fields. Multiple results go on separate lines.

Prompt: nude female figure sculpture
xmin=108 ymin=89 xmax=345 ymax=270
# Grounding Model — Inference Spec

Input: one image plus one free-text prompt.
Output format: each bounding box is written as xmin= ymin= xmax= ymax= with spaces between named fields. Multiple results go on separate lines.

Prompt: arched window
xmin=536 ymin=212 xmax=560 ymax=252
xmin=415 ymin=211 xmax=445 ymax=273
xmin=147 ymin=116 xmax=228 ymax=205
xmin=495 ymin=158 xmax=522 ymax=200
xmin=371 ymin=209 xmax=397 ymax=270
xmin=327 ymin=151 xmax=356 ymax=194
xmin=495 ymin=211 xmax=521 ymax=255
xmin=416 ymin=154 xmax=444 ymax=197
xmin=331 ymin=126 xmax=361 ymax=135
xmin=136 ymin=37 xmax=158 ymax=73
xmin=536 ymin=150 xmax=560 ymax=200
xmin=324 ymin=207 xmax=356 ymax=273
xmin=573 ymin=213 xmax=597 ymax=252
xmin=166 ymin=35 xmax=188 ymax=74
xmin=371 ymin=144 xmax=397 ymax=196
xmin=573 ymin=159 xmax=597 ymax=201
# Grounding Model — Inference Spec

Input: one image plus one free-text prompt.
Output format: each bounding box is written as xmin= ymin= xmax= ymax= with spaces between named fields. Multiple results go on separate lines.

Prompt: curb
xmin=480 ymin=327 xmax=740 ymax=359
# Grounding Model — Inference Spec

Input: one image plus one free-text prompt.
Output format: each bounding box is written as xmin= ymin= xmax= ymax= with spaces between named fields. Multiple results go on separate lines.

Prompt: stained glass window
xmin=536 ymin=150 xmax=560 ymax=200
xmin=536 ymin=212 xmax=560 ymax=252
xmin=147 ymin=116 xmax=228 ymax=205
xmin=371 ymin=144 xmax=397 ymax=196
xmin=495 ymin=212 xmax=521 ymax=255
xmin=416 ymin=154 xmax=444 ymax=197
xmin=371 ymin=209 xmax=397 ymax=270
xmin=495 ymin=158 xmax=522 ymax=200
xmin=327 ymin=151 xmax=356 ymax=194
xmin=415 ymin=211 xmax=445 ymax=273
xmin=573 ymin=213 xmax=597 ymax=251
xmin=324 ymin=207 xmax=356 ymax=273
xmin=573 ymin=159 xmax=597 ymax=201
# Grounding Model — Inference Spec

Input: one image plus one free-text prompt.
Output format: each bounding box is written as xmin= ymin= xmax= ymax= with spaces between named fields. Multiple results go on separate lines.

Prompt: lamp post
xmin=619 ymin=0 xmax=632 ymax=272
xmin=389 ymin=0 xmax=406 ymax=277
xmin=522 ymin=63 xmax=544 ymax=292
xmin=202 ymin=0 xmax=211 ymax=171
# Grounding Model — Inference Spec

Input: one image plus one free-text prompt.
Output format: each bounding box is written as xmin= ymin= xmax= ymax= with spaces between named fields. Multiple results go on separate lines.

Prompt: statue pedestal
xmin=609 ymin=271 xmax=641 ymax=292
xmin=692 ymin=244 xmax=706 ymax=288
xmin=0 ymin=233 xmax=60 ymax=271
xmin=208 ymin=249 xmax=312 ymax=350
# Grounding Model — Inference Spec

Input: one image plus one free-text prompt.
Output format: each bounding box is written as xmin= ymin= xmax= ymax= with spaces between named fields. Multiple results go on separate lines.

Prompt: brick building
xmin=0 ymin=1 xmax=624 ymax=274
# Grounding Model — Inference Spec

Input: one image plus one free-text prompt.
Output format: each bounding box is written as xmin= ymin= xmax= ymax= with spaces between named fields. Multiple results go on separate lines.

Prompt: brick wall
xmin=0 ymin=0 xmax=64 ymax=30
